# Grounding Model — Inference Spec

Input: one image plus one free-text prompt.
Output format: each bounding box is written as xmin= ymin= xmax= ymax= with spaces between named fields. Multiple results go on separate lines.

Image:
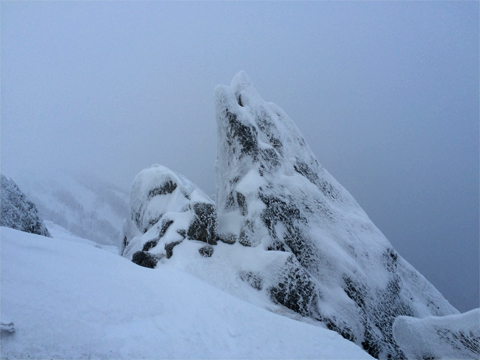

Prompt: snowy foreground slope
xmin=0 ymin=226 xmax=373 ymax=360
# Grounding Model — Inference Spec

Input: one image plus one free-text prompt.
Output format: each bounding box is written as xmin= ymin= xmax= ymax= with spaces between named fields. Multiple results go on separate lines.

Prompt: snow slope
xmin=0 ymin=226 xmax=373 ymax=359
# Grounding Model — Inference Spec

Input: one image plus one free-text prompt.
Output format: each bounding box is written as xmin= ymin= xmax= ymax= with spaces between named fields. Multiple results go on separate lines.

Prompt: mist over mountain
xmin=1 ymin=71 xmax=478 ymax=360
xmin=2 ymin=2 xmax=477 ymax=314
xmin=12 ymin=171 xmax=128 ymax=246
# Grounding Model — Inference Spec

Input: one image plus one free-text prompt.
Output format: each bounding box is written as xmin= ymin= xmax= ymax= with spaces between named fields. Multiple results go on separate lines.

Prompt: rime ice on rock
xmin=214 ymin=71 xmax=458 ymax=359
xmin=1 ymin=175 xmax=51 ymax=237
xmin=121 ymin=165 xmax=217 ymax=268
xmin=393 ymin=309 xmax=480 ymax=360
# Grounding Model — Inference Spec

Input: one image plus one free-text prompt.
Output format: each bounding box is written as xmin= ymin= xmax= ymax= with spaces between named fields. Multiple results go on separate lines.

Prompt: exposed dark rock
xmin=147 ymin=180 xmax=177 ymax=199
xmin=198 ymin=245 xmax=214 ymax=258
xmin=239 ymin=271 xmax=263 ymax=291
xmin=142 ymin=239 xmax=158 ymax=252
xmin=165 ymin=240 xmax=183 ymax=259
xmin=187 ymin=203 xmax=217 ymax=244
xmin=268 ymin=256 xmax=319 ymax=317
xmin=224 ymin=110 xmax=258 ymax=160
xmin=132 ymin=251 xmax=158 ymax=269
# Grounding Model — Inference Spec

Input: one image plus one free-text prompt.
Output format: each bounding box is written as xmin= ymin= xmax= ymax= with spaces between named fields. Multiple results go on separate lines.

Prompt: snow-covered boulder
xmin=213 ymin=71 xmax=458 ymax=359
xmin=1 ymin=175 xmax=50 ymax=237
xmin=393 ymin=308 xmax=480 ymax=360
xmin=121 ymin=164 xmax=217 ymax=268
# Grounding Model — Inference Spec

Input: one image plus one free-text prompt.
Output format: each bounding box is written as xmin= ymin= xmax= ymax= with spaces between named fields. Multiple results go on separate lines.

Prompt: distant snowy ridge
xmin=1 ymin=226 xmax=373 ymax=360
xmin=13 ymin=171 xmax=128 ymax=245
xmin=122 ymin=72 xmax=460 ymax=359
xmin=0 ymin=174 xmax=50 ymax=237
xmin=393 ymin=309 xmax=480 ymax=360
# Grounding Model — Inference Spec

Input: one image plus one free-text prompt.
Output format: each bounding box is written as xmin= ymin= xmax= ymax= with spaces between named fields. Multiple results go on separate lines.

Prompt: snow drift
xmin=0 ymin=175 xmax=50 ymax=237
xmin=393 ymin=309 xmax=480 ymax=360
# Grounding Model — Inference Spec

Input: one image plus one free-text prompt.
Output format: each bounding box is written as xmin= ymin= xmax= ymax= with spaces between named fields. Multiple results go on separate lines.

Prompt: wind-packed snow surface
xmin=212 ymin=71 xmax=459 ymax=359
xmin=393 ymin=309 xmax=480 ymax=360
xmin=0 ymin=226 xmax=373 ymax=360
xmin=0 ymin=175 xmax=50 ymax=237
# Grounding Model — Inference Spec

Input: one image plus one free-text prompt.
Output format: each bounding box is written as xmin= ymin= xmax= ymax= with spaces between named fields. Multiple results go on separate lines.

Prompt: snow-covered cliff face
xmin=121 ymin=164 xmax=217 ymax=268
xmin=1 ymin=175 xmax=51 ymax=237
xmin=213 ymin=72 xmax=458 ymax=359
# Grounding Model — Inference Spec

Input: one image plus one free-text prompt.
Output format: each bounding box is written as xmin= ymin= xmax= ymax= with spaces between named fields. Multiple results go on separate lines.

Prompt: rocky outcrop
xmin=1 ymin=175 xmax=51 ymax=237
xmin=121 ymin=72 xmax=459 ymax=359
xmin=393 ymin=308 xmax=480 ymax=360
xmin=213 ymin=71 xmax=458 ymax=359
xmin=121 ymin=165 xmax=217 ymax=268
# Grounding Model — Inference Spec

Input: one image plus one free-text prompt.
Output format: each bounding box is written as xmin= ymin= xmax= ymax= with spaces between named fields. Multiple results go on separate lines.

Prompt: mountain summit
xmin=123 ymin=72 xmax=459 ymax=359
xmin=212 ymin=71 xmax=458 ymax=358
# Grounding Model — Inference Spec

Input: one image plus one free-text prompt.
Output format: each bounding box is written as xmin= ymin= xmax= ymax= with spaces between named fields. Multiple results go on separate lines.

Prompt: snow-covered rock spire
xmin=214 ymin=71 xmax=458 ymax=359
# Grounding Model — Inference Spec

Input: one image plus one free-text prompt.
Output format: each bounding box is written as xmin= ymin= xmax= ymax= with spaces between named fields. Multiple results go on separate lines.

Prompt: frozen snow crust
xmin=121 ymin=164 xmax=217 ymax=268
xmin=1 ymin=226 xmax=374 ymax=360
xmin=122 ymin=72 xmax=459 ymax=359
xmin=0 ymin=175 xmax=50 ymax=237
xmin=393 ymin=309 xmax=480 ymax=359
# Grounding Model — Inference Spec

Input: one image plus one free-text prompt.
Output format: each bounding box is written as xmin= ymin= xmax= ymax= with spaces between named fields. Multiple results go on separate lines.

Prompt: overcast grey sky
xmin=2 ymin=2 xmax=478 ymax=312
